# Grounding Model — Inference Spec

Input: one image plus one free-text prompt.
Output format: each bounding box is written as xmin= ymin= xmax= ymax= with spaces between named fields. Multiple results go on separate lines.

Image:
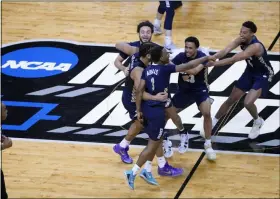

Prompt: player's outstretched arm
xmin=184 ymin=64 xmax=205 ymax=75
xmin=211 ymin=43 xmax=262 ymax=68
xmin=175 ymin=56 xmax=210 ymax=72
xmin=212 ymin=37 xmax=241 ymax=60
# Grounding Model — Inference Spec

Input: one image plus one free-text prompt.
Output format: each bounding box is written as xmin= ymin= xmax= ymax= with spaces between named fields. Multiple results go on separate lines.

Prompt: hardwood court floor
xmin=1 ymin=139 xmax=279 ymax=198
xmin=1 ymin=2 xmax=279 ymax=198
xmin=1 ymin=2 xmax=280 ymax=52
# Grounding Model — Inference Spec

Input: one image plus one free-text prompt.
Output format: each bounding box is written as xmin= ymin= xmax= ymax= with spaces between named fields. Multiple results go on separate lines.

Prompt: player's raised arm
xmin=115 ymin=42 xmax=139 ymax=57
xmin=211 ymin=43 xmax=262 ymax=68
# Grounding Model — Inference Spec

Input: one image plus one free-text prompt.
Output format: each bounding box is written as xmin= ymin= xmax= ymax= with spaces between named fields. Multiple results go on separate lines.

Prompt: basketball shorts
xmin=235 ymin=70 xmax=270 ymax=97
xmin=172 ymin=88 xmax=210 ymax=109
xmin=142 ymin=102 xmax=165 ymax=141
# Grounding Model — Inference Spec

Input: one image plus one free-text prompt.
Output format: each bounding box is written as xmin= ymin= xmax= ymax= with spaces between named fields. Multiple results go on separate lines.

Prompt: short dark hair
xmin=139 ymin=42 xmax=155 ymax=57
xmin=185 ymin=36 xmax=200 ymax=48
xmin=242 ymin=21 xmax=257 ymax=33
xmin=137 ymin=21 xmax=154 ymax=34
xmin=149 ymin=45 xmax=164 ymax=62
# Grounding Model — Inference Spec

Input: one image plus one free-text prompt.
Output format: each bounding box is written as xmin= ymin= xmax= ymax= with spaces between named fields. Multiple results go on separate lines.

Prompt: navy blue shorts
xmin=122 ymin=96 xmax=137 ymax=120
xmin=159 ymin=1 xmax=182 ymax=9
xmin=235 ymin=70 xmax=270 ymax=97
xmin=172 ymin=88 xmax=209 ymax=109
xmin=142 ymin=102 xmax=165 ymax=141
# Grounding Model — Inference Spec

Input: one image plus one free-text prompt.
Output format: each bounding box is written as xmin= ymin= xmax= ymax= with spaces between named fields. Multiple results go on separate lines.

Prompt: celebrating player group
xmin=112 ymin=19 xmax=274 ymax=190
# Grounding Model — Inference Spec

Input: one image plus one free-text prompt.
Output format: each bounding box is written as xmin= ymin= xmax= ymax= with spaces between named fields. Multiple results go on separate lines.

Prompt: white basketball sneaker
xmin=163 ymin=138 xmax=173 ymax=158
xmin=178 ymin=133 xmax=189 ymax=154
xmin=204 ymin=142 xmax=216 ymax=161
xmin=248 ymin=117 xmax=264 ymax=139
xmin=153 ymin=25 xmax=163 ymax=35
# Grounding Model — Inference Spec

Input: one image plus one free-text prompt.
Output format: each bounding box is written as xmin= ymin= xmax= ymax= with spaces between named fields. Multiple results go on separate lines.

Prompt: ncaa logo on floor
xmin=1 ymin=47 xmax=79 ymax=78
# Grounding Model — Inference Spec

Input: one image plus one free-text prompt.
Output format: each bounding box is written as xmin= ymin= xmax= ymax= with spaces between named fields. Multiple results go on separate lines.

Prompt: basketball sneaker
xmin=164 ymin=43 xmax=177 ymax=51
xmin=124 ymin=170 xmax=136 ymax=190
xmin=204 ymin=142 xmax=216 ymax=161
xmin=140 ymin=169 xmax=158 ymax=185
xmin=178 ymin=132 xmax=189 ymax=154
xmin=113 ymin=144 xmax=133 ymax=164
xmin=158 ymin=162 xmax=184 ymax=177
xmin=163 ymin=138 xmax=173 ymax=158
xmin=248 ymin=117 xmax=264 ymax=139
xmin=154 ymin=26 xmax=163 ymax=35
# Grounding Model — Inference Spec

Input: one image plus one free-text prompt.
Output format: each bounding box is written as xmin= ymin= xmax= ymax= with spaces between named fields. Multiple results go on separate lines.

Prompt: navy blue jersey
xmin=141 ymin=64 xmax=176 ymax=106
xmin=240 ymin=36 xmax=274 ymax=81
xmin=123 ymin=52 xmax=145 ymax=103
xmin=172 ymin=51 xmax=208 ymax=91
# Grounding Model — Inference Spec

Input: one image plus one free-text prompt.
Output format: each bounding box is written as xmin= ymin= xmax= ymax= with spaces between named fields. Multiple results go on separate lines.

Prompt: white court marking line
xmin=10 ymin=137 xmax=280 ymax=157
xmin=2 ymin=38 xmax=279 ymax=55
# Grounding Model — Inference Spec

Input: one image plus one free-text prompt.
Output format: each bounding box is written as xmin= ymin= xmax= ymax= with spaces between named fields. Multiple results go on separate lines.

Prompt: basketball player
xmin=114 ymin=21 xmax=155 ymax=76
xmin=114 ymin=42 xmax=188 ymax=162
xmin=153 ymin=1 xmax=183 ymax=50
xmin=1 ymin=102 xmax=12 ymax=199
xmin=124 ymin=45 xmax=213 ymax=190
xmin=163 ymin=36 xmax=216 ymax=161
xmin=207 ymin=21 xmax=274 ymax=140
xmin=114 ymin=43 xmax=184 ymax=185
xmin=114 ymin=42 xmax=167 ymax=164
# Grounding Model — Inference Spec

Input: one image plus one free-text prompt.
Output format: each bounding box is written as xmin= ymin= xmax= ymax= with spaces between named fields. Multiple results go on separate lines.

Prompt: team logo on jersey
xmin=1 ymin=40 xmax=279 ymax=154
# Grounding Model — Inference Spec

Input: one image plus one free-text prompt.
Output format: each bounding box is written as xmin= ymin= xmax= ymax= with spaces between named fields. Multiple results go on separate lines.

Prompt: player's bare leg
xmin=244 ymin=88 xmax=264 ymax=139
xmin=199 ymin=99 xmax=216 ymax=161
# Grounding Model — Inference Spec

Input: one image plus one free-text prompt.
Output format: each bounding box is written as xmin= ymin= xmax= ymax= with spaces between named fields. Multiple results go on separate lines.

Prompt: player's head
xmin=137 ymin=21 xmax=154 ymax=43
xmin=149 ymin=46 xmax=170 ymax=64
xmin=240 ymin=21 xmax=257 ymax=43
xmin=1 ymin=102 xmax=8 ymax=121
xmin=184 ymin=36 xmax=200 ymax=58
xmin=139 ymin=42 xmax=155 ymax=61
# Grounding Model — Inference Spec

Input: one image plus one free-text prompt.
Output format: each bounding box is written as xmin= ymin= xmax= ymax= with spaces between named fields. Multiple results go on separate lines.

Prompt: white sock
xmin=205 ymin=139 xmax=212 ymax=146
xmin=255 ymin=116 xmax=262 ymax=124
xmin=144 ymin=161 xmax=152 ymax=172
xmin=132 ymin=164 xmax=140 ymax=175
xmin=120 ymin=138 xmax=130 ymax=148
xmin=154 ymin=19 xmax=161 ymax=28
xmin=157 ymin=156 xmax=166 ymax=168
xmin=165 ymin=36 xmax=172 ymax=46
xmin=212 ymin=117 xmax=218 ymax=127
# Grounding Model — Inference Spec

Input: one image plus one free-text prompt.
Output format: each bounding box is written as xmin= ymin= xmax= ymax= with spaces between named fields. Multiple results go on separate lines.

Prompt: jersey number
xmin=183 ymin=74 xmax=195 ymax=83
xmin=151 ymin=77 xmax=155 ymax=91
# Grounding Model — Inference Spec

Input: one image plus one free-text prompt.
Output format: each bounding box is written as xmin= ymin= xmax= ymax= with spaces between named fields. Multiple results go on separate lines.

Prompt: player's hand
xmin=206 ymin=60 xmax=215 ymax=67
xmin=207 ymin=55 xmax=215 ymax=61
xmin=122 ymin=67 xmax=129 ymax=76
xmin=1 ymin=136 xmax=12 ymax=150
xmin=137 ymin=111 xmax=143 ymax=123
xmin=154 ymin=92 xmax=168 ymax=102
